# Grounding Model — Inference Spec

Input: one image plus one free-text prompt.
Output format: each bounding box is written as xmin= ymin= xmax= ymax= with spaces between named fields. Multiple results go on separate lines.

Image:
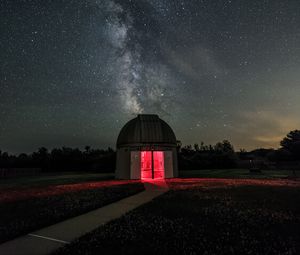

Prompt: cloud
xmin=91 ymin=0 xmax=188 ymax=116
xmin=99 ymin=0 xmax=144 ymax=114
xmin=107 ymin=23 xmax=128 ymax=49
xmin=231 ymin=110 xmax=300 ymax=149
xmin=99 ymin=0 xmax=179 ymax=115
xmin=165 ymin=46 xmax=225 ymax=81
xmin=116 ymin=50 xmax=144 ymax=114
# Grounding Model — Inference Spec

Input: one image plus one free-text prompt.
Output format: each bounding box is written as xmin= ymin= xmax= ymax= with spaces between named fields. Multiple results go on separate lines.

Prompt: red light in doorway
xmin=141 ymin=151 xmax=164 ymax=179
xmin=153 ymin=151 xmax=164 ymax=179
xmin=141 ymin=151 xmax=152 ymax=179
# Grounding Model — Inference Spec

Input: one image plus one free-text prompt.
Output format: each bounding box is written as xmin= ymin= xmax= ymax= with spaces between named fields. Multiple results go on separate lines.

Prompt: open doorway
xmin=141 ymin=151 xmax=164 ymax=180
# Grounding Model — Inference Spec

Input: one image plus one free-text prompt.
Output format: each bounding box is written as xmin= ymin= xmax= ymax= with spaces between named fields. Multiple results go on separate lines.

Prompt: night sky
xmin=1 ymin=0 xmax=300 ymax=153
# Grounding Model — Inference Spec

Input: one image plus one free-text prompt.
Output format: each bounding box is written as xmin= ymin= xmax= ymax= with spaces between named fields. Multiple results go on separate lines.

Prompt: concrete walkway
xmin=0 ymin=180 xmax=168 ymax=255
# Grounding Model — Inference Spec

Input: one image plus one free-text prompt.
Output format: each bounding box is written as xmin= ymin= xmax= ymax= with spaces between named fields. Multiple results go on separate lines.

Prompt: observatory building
xmin=116 ymin=114 xmax=178 ymax=179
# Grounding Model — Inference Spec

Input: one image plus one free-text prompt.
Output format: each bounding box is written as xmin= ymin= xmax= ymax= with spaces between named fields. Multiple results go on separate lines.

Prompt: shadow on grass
xmin=54 ymin=185 xmax=300 ymax=255
xmin=179 ymin=169 xmax=297 ymax=179
xmin=0 ymin=173 xmax=114 ymax=189
xmin=0 ymin=182 xmax=144 ymax=244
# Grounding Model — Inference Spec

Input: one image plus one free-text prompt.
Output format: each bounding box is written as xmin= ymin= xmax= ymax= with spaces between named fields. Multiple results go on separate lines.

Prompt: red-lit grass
xmin=0 ymin=182 xmax=144 ymax=244
xmin=167 ymin=178 xmax=300 ymax=190
xmin=54 ymin=180 xmax=300 ymax=255
xmin=0 ymin=180 xmax=139 ymax=203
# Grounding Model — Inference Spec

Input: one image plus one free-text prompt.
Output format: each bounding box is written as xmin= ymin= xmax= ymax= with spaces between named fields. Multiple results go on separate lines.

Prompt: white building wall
xmin=164 ymin=151 xmax=173 ymax=178
xmin=130 ymin=151 xmax=141 ymax=179
xmin=115 ymin=148 xmax=130 ymax=179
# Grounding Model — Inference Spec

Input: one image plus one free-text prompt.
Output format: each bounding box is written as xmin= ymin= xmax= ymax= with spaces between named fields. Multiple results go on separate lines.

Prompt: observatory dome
xmin=117 ymin=114 xmax=176 ymax=148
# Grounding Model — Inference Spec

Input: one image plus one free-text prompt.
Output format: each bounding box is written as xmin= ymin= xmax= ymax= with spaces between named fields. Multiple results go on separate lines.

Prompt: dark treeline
xmin=178 ymin=140 xmax=237 ymax=170
xmin=0 ymin=146 xmax=115 ymax=173
xmin=1 ymin=130 xmax=299 ymax=172
xmin=178 ymin=130 xmax=300 ymax=170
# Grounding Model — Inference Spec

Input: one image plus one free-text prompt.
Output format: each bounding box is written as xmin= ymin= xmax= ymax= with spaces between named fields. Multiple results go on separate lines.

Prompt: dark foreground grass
xmin=0 ymin=173 xmax=114 ymax=189
xmin=55 ymin=185 xmax=300 ymax=255
xmin=0 ymin=182 xmax=144 ymax=244
xmin=179 ymin=169 xmax=296 ymax=179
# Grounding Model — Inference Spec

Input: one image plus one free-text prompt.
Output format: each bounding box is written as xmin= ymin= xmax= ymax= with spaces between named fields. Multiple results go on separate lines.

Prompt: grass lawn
xmin=0 ymin=169 xmax=295 ymax=190
xmin=179 ymin=169 xmax=297 ymax=179
xmin=54 ymin=181 xmax=300 ymax=255
xmin=0 ymin=181 xmax=144 ymax=244
xmin=0 ymin=172 xmax=114 ymax=189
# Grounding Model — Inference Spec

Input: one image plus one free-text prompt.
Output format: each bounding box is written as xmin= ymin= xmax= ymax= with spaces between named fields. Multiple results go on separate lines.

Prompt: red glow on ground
xmin=0 ymin=180 xmax=138 ymax=203
xmin=166 ymin=178 xmax=300 ymax=190
xmin=141 ymin=151 xmax=164 ymax=180
xmin=1 ymin=178 xmax=299 ymax=203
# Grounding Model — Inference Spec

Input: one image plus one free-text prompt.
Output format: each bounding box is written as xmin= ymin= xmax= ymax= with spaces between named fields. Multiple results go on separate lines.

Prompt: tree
xmin=280 ymin=130 xmax=300 ymax=159
xmin=214 ymin=140 xmax=235 ymax=154
xmin=32 ymin=147 xmax=49 ymax=170
xmin=84 ymin=146 xmax=91 ymax=153
xmin=176 ymin=140 xmax=182 ymax=152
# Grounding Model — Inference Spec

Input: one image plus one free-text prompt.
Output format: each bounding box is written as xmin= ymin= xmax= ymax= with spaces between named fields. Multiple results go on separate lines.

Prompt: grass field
xmin=179 ymin=169 xmax=297 ymax=179
xmin=0 ymin=170 xmax=298 ymax=252
xmin=0 ymin=172 xmax=114 ymax=189
xmin=54 ymin=180 xmax=300 ymax=255
xmin=0 ymin=169 xmax=296 ymax=190
xmin=0 ymin=181 xmax=144 ymax=244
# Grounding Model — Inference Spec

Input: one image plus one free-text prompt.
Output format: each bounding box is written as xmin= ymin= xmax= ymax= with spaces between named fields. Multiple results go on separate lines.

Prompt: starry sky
xmin=1 ymin=0 xmax=300 ymax=153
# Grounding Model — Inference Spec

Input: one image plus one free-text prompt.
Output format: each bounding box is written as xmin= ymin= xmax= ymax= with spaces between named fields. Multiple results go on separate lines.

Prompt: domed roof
xmin=117 ymin=114 xmax=177 ymax=147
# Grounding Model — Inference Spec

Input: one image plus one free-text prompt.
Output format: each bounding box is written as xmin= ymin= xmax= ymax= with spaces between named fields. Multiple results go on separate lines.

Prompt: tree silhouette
xmin=214 ymin=140 xmax=235 ymax=154
xmin=280 ymin=130 xmax=300 ymax=159
xmin=84 ymin=146 xmax=91 ymax=153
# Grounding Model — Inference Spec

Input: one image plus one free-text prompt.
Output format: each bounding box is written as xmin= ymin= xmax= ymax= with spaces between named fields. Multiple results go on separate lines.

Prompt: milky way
xmin=1 ymin=0 xmax=300 ymax=152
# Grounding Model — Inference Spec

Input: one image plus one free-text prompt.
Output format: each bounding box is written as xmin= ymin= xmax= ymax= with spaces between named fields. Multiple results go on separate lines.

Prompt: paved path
xmin=0 ymin=180 xmax=168 ymax=255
